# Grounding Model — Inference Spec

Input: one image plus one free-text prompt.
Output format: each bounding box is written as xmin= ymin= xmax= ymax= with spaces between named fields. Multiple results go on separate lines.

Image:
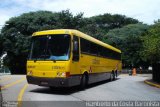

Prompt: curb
xmin=0 ymin=73 xmax=11 ymax=76
xmin=144 ymin=80 xmax=160 ymax=88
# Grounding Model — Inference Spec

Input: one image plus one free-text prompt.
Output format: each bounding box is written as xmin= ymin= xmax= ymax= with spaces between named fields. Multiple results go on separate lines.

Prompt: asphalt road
xmin=0 ymin=74 xmax=160 ymax=107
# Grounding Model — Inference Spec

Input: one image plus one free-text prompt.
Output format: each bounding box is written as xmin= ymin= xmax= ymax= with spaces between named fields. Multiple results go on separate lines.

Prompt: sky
xmin=0 ymin=0 xmax=160 ymax=29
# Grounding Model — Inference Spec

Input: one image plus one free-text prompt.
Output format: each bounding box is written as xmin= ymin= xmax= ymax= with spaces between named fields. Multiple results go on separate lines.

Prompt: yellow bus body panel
xmin=78 ymin=54 xmax=122 ymax=74
xmin=27 ymin=61 xmax=70 ymax=78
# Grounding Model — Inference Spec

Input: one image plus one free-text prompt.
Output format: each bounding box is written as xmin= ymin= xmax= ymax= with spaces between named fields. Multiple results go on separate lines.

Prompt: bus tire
xmin=115 ymin=70 xmax=118 ymax=79
xmin=80 ymin=73 xmax=87 ymax=89
xmin=49 ymin=86 xmax=55 ymax=90
xmin=109 ymin=72 xmax=114 ymax=81
xmin=113 ymin=71 xmax=116 ymax=80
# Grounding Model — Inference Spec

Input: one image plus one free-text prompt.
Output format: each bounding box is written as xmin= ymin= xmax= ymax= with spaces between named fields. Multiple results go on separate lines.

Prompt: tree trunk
xmin=152 ymin=63 xmax=160 ymax=83
xmin=9 ymin=64 xmax=26 ymax=74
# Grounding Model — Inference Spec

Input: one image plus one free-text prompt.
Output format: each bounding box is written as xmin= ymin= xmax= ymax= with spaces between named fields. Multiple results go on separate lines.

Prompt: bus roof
xmin=32 ymin=29 xmax=121 ymax=53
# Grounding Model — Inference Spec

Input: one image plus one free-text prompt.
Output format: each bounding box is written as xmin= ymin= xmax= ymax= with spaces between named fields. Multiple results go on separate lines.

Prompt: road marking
xmin=17 ymin=84 xmax=29 ymax=107
xmin=1 ymin=77 xmax=26 ymax=90
xmin=0 ymin=76 xmax=12 ymax=82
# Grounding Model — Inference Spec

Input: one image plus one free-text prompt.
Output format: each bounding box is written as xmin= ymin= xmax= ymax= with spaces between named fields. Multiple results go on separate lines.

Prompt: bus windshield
xmin=29 ymin=34 xmax=70 ymax=61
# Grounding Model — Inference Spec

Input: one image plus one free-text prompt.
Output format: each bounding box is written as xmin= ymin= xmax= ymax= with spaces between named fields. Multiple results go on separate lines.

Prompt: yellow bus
xmin=27 ymin=29 xmax=122 ymax=88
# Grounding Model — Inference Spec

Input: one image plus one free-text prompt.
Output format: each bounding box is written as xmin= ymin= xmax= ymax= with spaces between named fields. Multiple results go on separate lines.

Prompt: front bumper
xmin=26 ymin=75 xmax=81 ymax=87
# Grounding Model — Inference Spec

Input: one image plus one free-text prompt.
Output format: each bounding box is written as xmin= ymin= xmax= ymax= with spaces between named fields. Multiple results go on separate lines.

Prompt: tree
xmin=105 ymin=23 xmax=149 ymax=67
xmin=80 ymin=18 xmax=105 ymax=40
xmin=0 ymin=33 xmax=3 ymax=55
xmin=1 ymin=10 xmax=85 ymax=74
xmin=80 ymin=13 xmax=139 ymax=41
xmin=141 ymin=20 xmax=160 ymax=82
xmin=90 ymin=13 xmax=139 ymax=32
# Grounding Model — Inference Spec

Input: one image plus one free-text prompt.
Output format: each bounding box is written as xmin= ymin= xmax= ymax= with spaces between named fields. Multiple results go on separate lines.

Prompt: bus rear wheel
xmin=80 ymin=74 xmax=87 ymax=89
xmin=109 ymin=72 xmax=115 ymax=81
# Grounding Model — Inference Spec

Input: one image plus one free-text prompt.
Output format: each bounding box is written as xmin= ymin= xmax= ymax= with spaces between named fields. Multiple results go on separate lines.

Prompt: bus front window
xmin=29 ymin=34 xmax=70 ymax=61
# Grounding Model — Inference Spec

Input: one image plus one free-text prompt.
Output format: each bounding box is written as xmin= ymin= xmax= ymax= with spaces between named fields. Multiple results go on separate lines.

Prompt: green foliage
xmin=106 ymin=23 xmax=149 ymax=67
xmin=80 ymin=13 xmax=139 ymax=40
xmin=141 ymin=20 xmax=160 ymax=82
xmin=91 ymin=13 xmax=139 ymax=32
xmin=0 ymin=33 xmax=3 ymax=55
xmin=141 ymin=21 xmax=160 ymax=63
xmin=80 ymin=18 xmax=105 ymax=40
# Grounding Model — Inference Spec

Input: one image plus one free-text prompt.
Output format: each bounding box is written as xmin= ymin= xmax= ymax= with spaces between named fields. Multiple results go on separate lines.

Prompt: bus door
xmin=71 ymin=36 xmax=80 ymax=74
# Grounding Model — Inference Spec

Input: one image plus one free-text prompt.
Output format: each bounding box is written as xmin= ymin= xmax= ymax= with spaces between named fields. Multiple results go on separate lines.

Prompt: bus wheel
xmin=113 ymin=71 xmax=116 ymax=80
xmin=49 ymin=86 xmax=55 ymax=90
xmin=109 ymin=72 xmax=114 ymax=81
xmin=115 ymin=70 xmax=118 ymax=79
xmin=80 ymin=74 xmax=87 ymax=89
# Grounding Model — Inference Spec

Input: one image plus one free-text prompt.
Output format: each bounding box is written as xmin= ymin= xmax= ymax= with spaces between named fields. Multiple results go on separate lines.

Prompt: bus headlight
xmin=57 ymin=72 xmax=70 ymax=77
xmin=61 ymin=72 xmax=66 ymax=77
xmin=57 ymin=72 xmax=65 ymax=77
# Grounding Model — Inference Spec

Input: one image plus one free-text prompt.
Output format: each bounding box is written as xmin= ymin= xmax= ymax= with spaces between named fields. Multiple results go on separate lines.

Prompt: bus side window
xmin=72 ymin=36 xmax=79 ymax=61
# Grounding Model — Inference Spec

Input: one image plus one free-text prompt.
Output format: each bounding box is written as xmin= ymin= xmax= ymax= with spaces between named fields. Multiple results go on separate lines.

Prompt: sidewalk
xmin=144 ymin=79 xmax=160 ymax=88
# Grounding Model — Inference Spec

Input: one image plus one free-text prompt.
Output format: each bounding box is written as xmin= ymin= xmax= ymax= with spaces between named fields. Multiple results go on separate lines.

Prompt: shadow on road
xmin=30 ymin=78 xmax=120 ymax=95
